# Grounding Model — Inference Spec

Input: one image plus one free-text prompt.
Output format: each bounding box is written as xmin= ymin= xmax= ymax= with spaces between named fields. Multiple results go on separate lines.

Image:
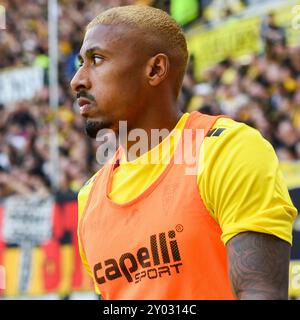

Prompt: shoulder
xmin=199 ymin=117 xmax=274 ymax=177
xmin=207 ymin=117 xmax=262 ymax=141
xmin=197 ymin=117 xmax=278 ymax=219
xmin=78 ymin=167 xmax=104 ymax=217
xmin=197 ymin=117 xmax=297 ymax=245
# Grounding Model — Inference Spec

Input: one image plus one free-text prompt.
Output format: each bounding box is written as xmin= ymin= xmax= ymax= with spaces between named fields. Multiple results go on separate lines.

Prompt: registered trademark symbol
xmin=176 ymin=224 xmax=184 ymax=232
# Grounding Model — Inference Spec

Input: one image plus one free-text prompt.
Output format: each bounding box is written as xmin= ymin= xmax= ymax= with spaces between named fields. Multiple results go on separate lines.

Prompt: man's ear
xmin=146 ymin=53 xmax=170 ymax=87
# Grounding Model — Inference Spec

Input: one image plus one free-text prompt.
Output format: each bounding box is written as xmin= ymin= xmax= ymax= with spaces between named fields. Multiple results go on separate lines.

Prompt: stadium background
xmin=0 ymin=0 xmax=299 ymax=299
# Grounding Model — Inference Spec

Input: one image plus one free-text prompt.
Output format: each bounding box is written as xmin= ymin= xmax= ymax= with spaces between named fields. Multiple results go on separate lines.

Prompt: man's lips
xmin=77 ymin=97 xmax=93 ymax=107
xmin=77 ymin=98 xmax=94 ymax=116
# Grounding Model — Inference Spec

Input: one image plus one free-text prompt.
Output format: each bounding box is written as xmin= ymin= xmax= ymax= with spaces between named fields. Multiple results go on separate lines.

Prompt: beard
xmin=85 ymin=119 xmax=114 ymax=139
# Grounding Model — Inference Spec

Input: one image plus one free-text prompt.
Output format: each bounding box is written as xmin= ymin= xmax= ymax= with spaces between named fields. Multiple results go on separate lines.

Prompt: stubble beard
xmin=85 ymin=119 xmax=114 ymax=139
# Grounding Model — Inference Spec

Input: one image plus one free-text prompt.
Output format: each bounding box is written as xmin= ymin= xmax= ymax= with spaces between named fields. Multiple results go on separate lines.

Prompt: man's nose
xmin=70 ymin=66 xmax=92 ymax=92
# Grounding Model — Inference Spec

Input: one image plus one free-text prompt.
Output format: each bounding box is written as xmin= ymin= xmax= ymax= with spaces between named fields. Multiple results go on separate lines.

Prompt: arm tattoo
xmin=227 ymin=232 xmax=291 ymax=300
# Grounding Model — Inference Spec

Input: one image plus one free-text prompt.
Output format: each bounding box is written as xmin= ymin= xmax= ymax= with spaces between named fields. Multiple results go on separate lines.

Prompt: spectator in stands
xmin=260 ymin=12 xmax=286 ymax=60
xmin=184 ymin=46 xmax=300 ymax=159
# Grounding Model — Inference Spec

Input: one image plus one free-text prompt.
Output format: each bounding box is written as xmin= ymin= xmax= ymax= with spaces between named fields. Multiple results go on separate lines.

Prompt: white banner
xmin=3 ymin=194 xmax=53 ymax=292
xmin=0 ymin=66 xmax=44 ymax=105
xmin=3 ymin=195 xmax=53 ymax=244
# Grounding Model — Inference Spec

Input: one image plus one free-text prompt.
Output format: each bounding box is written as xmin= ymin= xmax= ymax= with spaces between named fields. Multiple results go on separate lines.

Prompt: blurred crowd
xmin=0 ymin=0 xmax=299 ymax=199
xmin=183 ymin=13 xmax=300 ymax=162
xmin=0 ymin=0 xmax=152 ymax=199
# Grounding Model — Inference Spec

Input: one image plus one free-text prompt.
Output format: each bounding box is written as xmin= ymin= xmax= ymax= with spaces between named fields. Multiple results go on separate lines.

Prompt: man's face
xmin=70 ymin=24 xmax=148 ymax=138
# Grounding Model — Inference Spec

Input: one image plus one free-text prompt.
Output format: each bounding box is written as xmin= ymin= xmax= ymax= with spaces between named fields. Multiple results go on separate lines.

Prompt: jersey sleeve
xmin=78 ymin=174 xmax=101 ymax=295
xmin=198 ymin=118 xmax=297 ymax=245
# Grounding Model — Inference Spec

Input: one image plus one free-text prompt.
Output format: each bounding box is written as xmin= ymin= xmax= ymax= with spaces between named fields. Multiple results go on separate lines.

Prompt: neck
xmin=119 ymin=104 xmax=183 ymax=161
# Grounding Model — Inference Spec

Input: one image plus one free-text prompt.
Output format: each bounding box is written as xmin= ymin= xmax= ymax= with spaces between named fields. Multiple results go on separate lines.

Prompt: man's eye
xmin=92 ymin=55 xmax=104 ymax=65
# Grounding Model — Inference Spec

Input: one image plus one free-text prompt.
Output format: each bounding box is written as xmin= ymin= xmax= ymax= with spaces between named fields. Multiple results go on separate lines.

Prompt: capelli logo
xmin=0 ymin=265 xmax=5 ymax=290
xmin=291 ymin=5 xmax=300 ymax=30
xmin=0 ymin=5 xmax=5 ymax=30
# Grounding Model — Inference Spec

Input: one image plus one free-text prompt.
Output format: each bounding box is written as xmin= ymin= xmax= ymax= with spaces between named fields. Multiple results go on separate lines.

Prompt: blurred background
xmin=0 ymin=0 xmax=299 ymax=299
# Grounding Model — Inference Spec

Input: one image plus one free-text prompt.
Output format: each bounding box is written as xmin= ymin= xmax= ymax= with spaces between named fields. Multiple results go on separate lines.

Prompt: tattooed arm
xmin=227 ymin=232 xmax=291 ymax=300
